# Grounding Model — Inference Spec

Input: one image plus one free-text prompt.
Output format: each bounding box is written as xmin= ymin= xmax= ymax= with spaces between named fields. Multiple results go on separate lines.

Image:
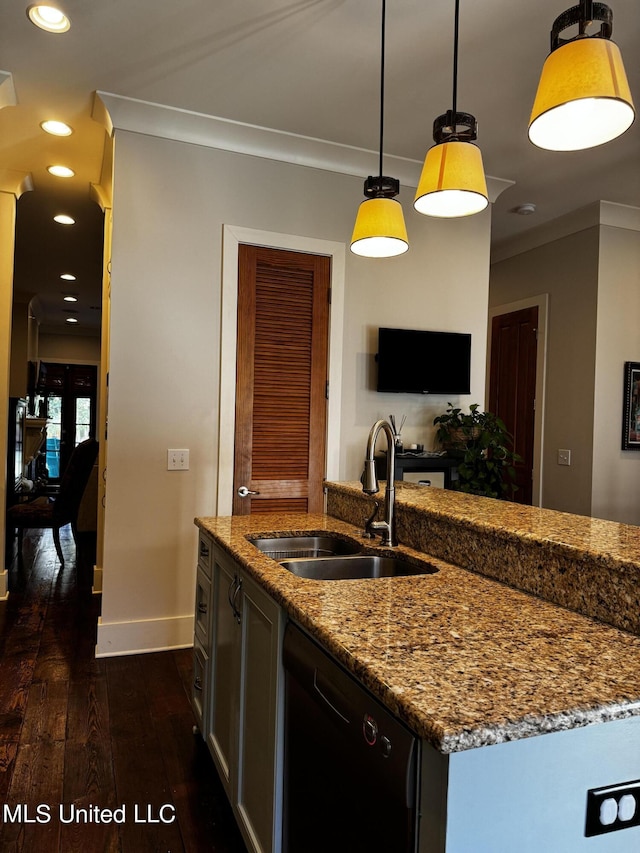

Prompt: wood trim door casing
xmin=217 ymin=226 xmax=346 ymax=517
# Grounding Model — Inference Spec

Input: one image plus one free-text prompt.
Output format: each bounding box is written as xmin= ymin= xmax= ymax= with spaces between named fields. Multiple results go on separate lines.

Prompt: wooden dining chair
xmin=7 ymin=437 xmax=99 ymax=567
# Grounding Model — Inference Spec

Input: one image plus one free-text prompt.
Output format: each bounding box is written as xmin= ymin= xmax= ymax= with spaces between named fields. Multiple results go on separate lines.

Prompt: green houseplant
xmin=433 ymin=403 xmax=519 ymax=499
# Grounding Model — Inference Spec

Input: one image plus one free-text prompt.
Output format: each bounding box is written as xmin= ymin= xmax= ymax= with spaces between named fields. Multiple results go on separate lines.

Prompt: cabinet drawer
xmin=192 ymin=638 xmax=208 ymax=732
xmin=195 ymin=566 xmax=212 ymax=651
xmin=198 ymin=531 xmax=212 ymax=578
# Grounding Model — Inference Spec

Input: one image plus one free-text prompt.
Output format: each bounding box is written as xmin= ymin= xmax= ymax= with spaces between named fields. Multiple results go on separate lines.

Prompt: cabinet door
xmin=192 ymin=637 xmax=208 ymax=733
xmin=235 ymin=572 xmax=283 ymax=853
xmin=198 ymin=530 xmax=212 ymax=578
xmin=207 ymin=548 xmax=240 ymax=797
xmin=194 ymin=566 xmax=212 ymax=652
xmin=193 ymin=531 xmax=213 ymax=739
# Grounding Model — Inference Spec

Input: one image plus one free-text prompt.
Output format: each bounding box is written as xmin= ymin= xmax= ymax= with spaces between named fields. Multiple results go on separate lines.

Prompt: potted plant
xmin=433 ymin=403 xmax=520 ymax=499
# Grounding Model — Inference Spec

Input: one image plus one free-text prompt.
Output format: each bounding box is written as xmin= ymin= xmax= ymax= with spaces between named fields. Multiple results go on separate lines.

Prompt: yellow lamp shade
xmin=529 ymin=37 xmax=635 ymax=151
xmin=350 ymin=197 xmax=409 ymax=258
xmin=413 ymin=141 xmax=488 ymax=218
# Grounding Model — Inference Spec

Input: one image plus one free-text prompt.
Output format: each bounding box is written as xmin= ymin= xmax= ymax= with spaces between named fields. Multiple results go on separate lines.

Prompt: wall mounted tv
xmin=376 ymin=327 xmax=471 ymax=394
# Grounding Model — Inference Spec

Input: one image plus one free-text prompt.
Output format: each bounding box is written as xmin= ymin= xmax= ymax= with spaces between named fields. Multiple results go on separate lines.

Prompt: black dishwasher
xmin=283 ymin=623 xmax=419 ymax=853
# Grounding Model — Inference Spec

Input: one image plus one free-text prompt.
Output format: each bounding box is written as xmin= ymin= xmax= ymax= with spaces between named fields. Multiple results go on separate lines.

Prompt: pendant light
xmin=350 ymin=0 xmax=408 ymax=258
xmin=529 ymin=0 xmax=635 ymax=151
xmin=413 ymin=0 xmax=488 ymax=218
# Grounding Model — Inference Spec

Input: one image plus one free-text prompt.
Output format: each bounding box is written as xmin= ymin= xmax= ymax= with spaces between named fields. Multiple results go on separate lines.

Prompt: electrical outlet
xmin=557 ymin=448 xmax=571 ymax=466
xmin=167 ymin=449 xmax=189 ymax=470
xmin=585 ymin=780 xmax=640 ymax=836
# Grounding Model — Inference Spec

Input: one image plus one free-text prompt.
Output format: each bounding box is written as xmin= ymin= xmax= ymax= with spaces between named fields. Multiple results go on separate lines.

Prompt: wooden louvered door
xmin=233 ymin=245 xmax=330 ymax=515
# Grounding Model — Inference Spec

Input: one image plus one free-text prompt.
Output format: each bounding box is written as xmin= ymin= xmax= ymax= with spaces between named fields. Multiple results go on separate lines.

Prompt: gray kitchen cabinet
xmin=234 ymin=568 xmax=284 ymax=853
xmin=194 ymin=531 xmax=284 ymax=853
xmin=192 ymin=636 xmax=208 ymax=734
xmin=207 ymin=541 xmax=238 ymax=795
xmin=191 ymin=531 xmax=213 ymax=735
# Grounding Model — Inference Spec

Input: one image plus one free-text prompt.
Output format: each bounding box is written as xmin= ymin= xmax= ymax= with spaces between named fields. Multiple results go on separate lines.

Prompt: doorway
xmin=35 ymin=362 xmax=97 ymax=481
xmin=217 ymin=226 xmax=346 ymax=516
xmin=3 ymin=192 xmax=105 ymax=600
xmin=488 ymin=295 xmax=548 ymax=506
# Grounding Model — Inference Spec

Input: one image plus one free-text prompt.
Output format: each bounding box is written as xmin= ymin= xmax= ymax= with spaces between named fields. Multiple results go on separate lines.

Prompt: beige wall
xmin=341 ymin=210 xmax=490 ymax=475
xmin=490 ymin=227 xmax=599 ymax=516
xmin=38 ymin=333 xmax=101 ymax=363
xmin=98 ymin=128 xmax=492 ymax=655
xmin=592 ymin=224 xmax=640 ymax=524
xmin=490 ymin=204 xmax=640 ymax=524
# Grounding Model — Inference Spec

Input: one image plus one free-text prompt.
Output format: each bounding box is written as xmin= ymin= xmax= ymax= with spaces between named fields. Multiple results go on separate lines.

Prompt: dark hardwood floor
xmin=0 ymin=526 xmax=247 ymax=853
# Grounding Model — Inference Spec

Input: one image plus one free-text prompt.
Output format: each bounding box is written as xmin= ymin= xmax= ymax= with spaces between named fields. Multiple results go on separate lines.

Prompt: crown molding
xmin=491 ymin=200 xmax=640 ymax=264
xmin=0 ymin=72 xmax=17 ymax=110
xmin=599 ymin=200 xmax=640 ymax=232
xmin=0 ymin=168 xmax=33 ymax=197
xmin=94 ymin=91 xmax=513 ymax=203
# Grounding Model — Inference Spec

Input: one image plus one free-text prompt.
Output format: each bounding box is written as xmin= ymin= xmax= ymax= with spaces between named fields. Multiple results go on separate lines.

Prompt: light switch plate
xmin=167 ymin=449 xmax=189 ymax=470
xmin=557 ymin=449 xmax=571 ymax=466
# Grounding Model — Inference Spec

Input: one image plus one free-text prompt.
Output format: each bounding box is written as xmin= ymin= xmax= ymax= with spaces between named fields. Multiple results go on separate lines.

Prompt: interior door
xmin=233 ymin=245 xmax=330 ymax=515
xmin=488 ymin=306 xmax=538 ymax=505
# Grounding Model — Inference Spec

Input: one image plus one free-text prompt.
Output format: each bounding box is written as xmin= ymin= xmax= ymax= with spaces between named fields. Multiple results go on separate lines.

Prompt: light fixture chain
xmin=451 ymin=0 xmax=460 ymax=118
xmin=349 ymin=0 xmax=408 ymax=256
xmin=378 ymin=0 xmax=386 ymax=177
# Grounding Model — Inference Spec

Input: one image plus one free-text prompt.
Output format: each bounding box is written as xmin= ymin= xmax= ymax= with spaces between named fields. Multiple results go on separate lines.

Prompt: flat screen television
xmin=376 ymin=327 xmax=471 ymax=394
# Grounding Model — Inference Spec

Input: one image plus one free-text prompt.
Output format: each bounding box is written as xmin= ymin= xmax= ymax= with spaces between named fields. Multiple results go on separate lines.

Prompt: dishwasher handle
xmin=284 ymin=623 xmax=354 ymax=727
xmin=313 ymin=669 xmax=351 ymax=725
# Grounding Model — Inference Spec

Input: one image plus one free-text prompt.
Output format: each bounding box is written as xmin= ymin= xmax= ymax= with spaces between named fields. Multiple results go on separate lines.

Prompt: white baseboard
xmin=95 ymin=613 xmax=194 ymax=657
xmin=0 ymin=570 xmax=8 ymax=600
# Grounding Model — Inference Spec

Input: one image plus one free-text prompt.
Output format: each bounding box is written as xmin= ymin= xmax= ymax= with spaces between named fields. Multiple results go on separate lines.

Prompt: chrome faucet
xmin=361 ymin=419 xmax=397 ymax=547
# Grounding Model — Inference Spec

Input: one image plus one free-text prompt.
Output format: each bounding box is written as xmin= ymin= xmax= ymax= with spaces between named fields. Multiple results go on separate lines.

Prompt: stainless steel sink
xmin=249 ymin=534 xmax=363 ymax=560
xmin=277 ymin=553 xmax=438 ymax=580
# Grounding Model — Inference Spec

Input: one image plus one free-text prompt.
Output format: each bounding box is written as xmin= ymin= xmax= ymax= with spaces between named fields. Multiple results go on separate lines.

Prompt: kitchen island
xmin=194 ymin=482 xmax=640 ymax=852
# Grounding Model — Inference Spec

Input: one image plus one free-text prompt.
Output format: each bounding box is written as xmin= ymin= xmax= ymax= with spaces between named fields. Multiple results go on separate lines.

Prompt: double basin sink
xmin=249 ymin=534 xmax=438 ymax=581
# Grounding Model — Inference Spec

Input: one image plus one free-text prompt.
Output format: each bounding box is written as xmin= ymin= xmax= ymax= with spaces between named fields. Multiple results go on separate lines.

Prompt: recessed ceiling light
xmin=65 ymin=317 xmax=78 ymax=324
xmin=27 ymin=5 xmax=71 ymax=33
xmin=47 ymin=164 xmax=75 ymax=178
xmin=53 ymin=214 xmax=75 ymax=225
xmin=40 ymin=120 xmax=73 ymax=137
xmin=60 ymin=273 xmax=76 ymax=281
xmin=63 ymin=295 xmax=78 ymax=302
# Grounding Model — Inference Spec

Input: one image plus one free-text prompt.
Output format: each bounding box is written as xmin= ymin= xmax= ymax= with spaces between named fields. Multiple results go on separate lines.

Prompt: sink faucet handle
xmin=362 ymin=501 xmax=380 ymax=539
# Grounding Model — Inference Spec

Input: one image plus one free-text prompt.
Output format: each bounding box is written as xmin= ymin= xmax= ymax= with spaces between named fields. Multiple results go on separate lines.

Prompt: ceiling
xmin=1 ymin=0 xmax=638 ymax=334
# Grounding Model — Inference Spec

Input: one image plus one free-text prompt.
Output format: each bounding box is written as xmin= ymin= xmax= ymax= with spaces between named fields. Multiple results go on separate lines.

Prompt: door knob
xmin=237 ymin=486 xmax=260 ymax=498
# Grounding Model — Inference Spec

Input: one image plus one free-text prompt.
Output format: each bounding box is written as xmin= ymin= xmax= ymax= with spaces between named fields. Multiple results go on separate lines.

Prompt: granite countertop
xmin=329 ymin=480 xmax=640 ymax=568
xmin=327 ymin=481 xmax=640 ymax=636
xmin=195 ymin=510 xmax=640 ymax=755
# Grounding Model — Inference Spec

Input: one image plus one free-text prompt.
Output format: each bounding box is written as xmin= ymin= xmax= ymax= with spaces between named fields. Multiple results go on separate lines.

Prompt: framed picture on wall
xmin=621 ymin=361 xmax=640 ymax=450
